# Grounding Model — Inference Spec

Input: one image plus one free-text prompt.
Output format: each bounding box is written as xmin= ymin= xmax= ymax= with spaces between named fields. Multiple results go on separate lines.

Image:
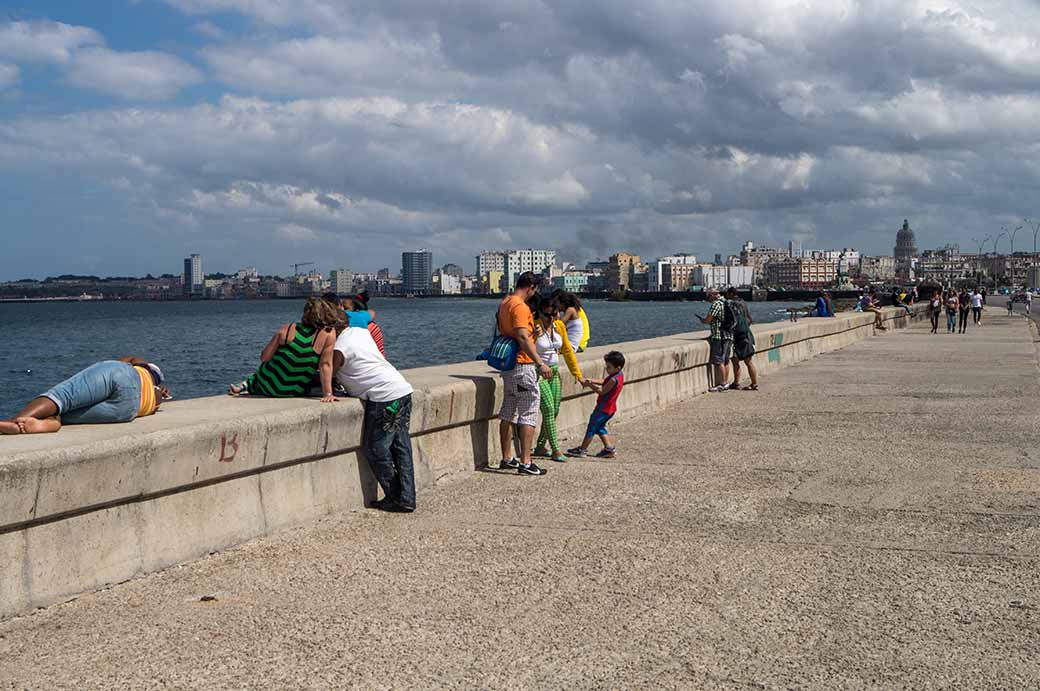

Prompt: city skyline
xmin=3 ymin=3 xmax=1040 ymax=280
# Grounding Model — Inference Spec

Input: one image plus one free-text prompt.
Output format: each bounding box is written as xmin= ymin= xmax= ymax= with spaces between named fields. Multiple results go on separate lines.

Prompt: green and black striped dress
xmin=246 ymin=324 xmax=321 ymax=397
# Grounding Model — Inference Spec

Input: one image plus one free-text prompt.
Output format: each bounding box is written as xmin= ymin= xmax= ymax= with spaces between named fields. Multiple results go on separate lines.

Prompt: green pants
xmin=537 ymin=365 xmax=562 ymax=451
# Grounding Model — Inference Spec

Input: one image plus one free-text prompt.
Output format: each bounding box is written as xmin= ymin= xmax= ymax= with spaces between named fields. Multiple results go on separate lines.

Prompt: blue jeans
xmin=362 ymin=395 xmax=416 ymax=510
xmin=42 ymin=360 xmax=141 ymax=424
xmin=585 ymin=410 xmax=614 ymax=439
xmin=946 ymin=310 xmax=957 ymax=331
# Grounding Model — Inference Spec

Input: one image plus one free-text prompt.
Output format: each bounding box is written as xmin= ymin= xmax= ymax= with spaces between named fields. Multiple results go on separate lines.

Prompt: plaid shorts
xmin=499 ymin=363 xmax=541 ymax=427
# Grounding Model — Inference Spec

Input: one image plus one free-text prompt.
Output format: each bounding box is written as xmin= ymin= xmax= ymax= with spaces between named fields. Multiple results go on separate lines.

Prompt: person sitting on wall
xmin=811 ymin=290 xmax=834 ymax=317
xmin=1 ymin=357 xmax=170 ymax=434
xmin=859 ymin=288 xmax=887 ymax=331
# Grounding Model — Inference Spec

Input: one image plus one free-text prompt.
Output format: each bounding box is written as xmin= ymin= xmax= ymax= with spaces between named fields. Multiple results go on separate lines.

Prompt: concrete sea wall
xmin=0 ymin=305 xmax=924 ymax=619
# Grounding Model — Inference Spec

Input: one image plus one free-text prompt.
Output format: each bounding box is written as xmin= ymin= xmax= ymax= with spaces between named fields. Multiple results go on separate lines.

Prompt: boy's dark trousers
xmin=362 ymin=394 xmax=416 ymax=510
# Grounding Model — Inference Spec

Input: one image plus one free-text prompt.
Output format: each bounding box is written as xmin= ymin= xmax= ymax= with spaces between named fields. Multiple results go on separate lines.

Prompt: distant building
xmin=182 ymin=254 xmax=203 ymax=297
xmin=503 ymin=249 xmax=556 ymax=290
xmin=766 ymin=258 xmax=835 ymax=287
xmin=433 ymin=270 xmax=462 ymax=295
xmin=402 ymin=250 xmax=433 ymax=294
xmin=916 ymin=245 xmax=972 ymax=285
xmin=660 ymin=263 xmax=699 ymax=291
xmin=552 ymin=272 xmax=591 ymax=293
xmin=894 ymin=219 xmax=918 ymax=280
xmin=789 ymin=239 xmax=803 ymax=258
xmin=693 ymin=264 xmax=756 ymax=289
xmin=441 ymin=263 xmax=465 ymax=279
xmin=329 ymin=269 xmax=354 ymax=295
xmin=739 ymin=241 xmax=787 ymax=279
xmin=481 ymin=270 xmax=505 ymax=294
xmin=475 ymin=251 xmax=506 ymax=277
xmin=650 ymin=254 xmax=698 ymax=291
xmin=606 ymin=252 xmax=641 ymax=291
xmin=857 ymin=256 xmax=896 ymax=282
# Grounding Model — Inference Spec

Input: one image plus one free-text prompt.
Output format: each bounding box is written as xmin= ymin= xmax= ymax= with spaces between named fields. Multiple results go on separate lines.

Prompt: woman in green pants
xmin=529 ymin=295 xmax=584 ymax=463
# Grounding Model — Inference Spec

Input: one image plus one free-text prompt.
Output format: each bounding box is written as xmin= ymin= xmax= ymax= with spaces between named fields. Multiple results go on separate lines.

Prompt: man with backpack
xmin=496 ymin=272 xmax=551 ymax=476
xmin=700 ymin=287 xmax=734 ymax=392
xmin=725 ymin=287 xmax=759 ymax=391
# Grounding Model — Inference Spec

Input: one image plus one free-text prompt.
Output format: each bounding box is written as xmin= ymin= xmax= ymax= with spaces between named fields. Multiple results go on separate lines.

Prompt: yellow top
xmin=133 ymin=366 xmax=159 ymax=418
xmin=578 ymin=308 xmax=590 ymax=350
xmin=553 ymin=320 xmax=584 ymax=381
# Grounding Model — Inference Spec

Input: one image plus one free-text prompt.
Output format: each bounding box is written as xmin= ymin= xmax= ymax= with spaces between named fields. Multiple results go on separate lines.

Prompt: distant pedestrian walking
xmin=567 ymin=351 xmax=625 ymax=459
xmin=957 ymin=288 xmax=971 ymax=334
xmin=1 ymin=357 xmax=169 ymax=435
xmin=945 ymin=290 xmax=959 ymax=333
xmin=725 ymin=287 xmax=758 ymax=391
xmin=929 ymin=291 xmax=942 ymax=334
xmin=1026 ymin=291 xmax=1032 ymax=315
xmin=971 ymin=289 xmax=984 ymax=325
xmin=1007 ymin=295 xmax=1014 ymax=315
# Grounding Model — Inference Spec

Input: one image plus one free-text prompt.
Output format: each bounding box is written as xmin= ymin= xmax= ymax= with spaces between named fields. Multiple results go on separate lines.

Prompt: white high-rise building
xmin=503 ymin=249 xmax=556 ymax=290
xmin=329 ymin=269 xmax=354 ymax=295
xmin=476 ymin=251 xmax=507 ymax=277
xmin=649 ymin=254 xmax=698 ymax=291
xmin=183 ymin=253 xmax=203 ymax=296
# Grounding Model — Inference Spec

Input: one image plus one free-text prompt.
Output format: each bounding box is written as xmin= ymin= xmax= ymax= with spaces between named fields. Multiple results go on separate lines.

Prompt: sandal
xmin=551 ymin=453 xmax=568 ymax=463
xmin=742 ymin=384 xmax=758 ymax=391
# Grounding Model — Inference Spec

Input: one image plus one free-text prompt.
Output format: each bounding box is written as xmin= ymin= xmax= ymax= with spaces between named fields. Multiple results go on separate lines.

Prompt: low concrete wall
xmin=0 ymin=304 xmax=925 ymax=619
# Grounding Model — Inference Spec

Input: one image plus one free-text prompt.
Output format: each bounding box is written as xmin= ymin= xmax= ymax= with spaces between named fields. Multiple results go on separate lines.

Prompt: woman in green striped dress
xmin=229 ymin=297 xmax=344 ymax=401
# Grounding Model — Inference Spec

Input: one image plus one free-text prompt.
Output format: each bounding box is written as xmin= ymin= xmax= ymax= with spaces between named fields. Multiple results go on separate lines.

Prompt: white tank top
xmin=565 ymin=317 xmax=583 ymax=349
xmin=536 ymin=326 xmax=562 ymax=367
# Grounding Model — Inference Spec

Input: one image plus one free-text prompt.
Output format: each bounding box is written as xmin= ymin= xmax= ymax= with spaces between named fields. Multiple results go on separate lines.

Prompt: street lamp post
xmin=972 ymin=235 xmax=990 ymax=288
xmin=1008 ymin=225 xmax=1023 ymax=286
xmin=1026 ymin=218 xmax=1040 ymax=291
xmin=994 ymin=230 xmax=1010 ymax=285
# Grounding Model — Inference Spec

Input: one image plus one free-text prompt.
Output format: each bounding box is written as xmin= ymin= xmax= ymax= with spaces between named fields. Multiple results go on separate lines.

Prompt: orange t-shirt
xmin=497 ymin=294 xmax=535 ymax=364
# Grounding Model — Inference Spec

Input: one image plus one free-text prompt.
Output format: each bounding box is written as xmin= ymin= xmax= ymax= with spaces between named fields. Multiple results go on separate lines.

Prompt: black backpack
xmin=721 ymin=299 xmax=739 ymax=334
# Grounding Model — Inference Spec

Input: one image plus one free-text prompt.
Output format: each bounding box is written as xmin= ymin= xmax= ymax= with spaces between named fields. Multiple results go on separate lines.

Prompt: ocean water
xmin=0 ymin=298 xmax=808 ymax=417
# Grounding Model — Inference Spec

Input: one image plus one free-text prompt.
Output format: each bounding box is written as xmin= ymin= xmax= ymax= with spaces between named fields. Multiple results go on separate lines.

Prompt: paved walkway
xmin=2 ymin=313 xmax=1039 ymax=690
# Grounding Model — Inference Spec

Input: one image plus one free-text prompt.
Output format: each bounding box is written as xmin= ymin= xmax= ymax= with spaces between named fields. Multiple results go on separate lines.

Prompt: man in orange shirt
xmin=497 ymin=271 xmax=552 ymax=476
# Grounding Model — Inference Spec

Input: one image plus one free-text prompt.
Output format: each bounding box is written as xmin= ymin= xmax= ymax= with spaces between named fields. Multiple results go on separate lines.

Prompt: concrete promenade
xmin=1 ymin=312 xmax=1038 ymax=689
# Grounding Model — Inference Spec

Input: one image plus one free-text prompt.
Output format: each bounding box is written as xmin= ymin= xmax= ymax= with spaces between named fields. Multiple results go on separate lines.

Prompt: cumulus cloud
xmin=65 ymin=47 xmax=203 ymax=100
xmin=4 ymin=1 xmax=1040 ymax=276
xmin=0 ymin=20 xmax=200 ymax=101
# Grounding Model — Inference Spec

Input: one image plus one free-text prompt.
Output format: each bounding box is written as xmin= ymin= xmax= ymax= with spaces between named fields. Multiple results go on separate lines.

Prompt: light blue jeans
xmin=42 ymin=361 xmax=141 ymax=424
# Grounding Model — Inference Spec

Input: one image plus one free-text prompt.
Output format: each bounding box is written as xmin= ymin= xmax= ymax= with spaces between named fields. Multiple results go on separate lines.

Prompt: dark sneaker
xmin=518 ymin=462 xmax=547 ymax=476
xmin=595 ymin=447 xmax=616 ymax=459
xmin=370 ymin=498 xmax=396 ymax=511
xmin=500 ymin=458 xmax=520 ymax=470
xmin=565 ymin=447 xmax=587 ymax=458
xmin=385 ymin=503 xmax=415 ymax=513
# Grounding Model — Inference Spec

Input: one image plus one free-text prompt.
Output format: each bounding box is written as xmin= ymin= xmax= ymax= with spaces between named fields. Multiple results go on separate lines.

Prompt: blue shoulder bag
xmin=477 ymin=320 xmax=519 ymax=372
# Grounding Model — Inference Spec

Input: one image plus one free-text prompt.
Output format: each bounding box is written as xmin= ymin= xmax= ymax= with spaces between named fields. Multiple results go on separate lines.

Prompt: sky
xmin=2 ymin=0 xmax=1040 ymax=280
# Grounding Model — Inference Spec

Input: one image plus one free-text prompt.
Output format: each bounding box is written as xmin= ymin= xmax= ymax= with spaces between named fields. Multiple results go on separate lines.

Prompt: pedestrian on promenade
xmin=1026 ymin=291 xmax=1032 ymax=315
xmin=333 ymin=320 xmax=416 ymax=512
xmin=970 ymin=288 xmax=984 ymax=326
xmin=725 ymin=287 xmax=758 ymax=391
xmin=497 ymin=272 xmax=551 ymax=476
xmin=1 ymin=357 xmax=169 ymax=434
xmin=701 ymin=287 xmax=734 ymax=392
xmin=928 ymin=290 xmax=942 ymax=334
xmin=957 ymin=288 xmax=971 ymax=334
xmin=945 ymin=290 xmax=960 ymax=333
xmin=553 ymin=290 xmax=591 ymax=352
xmin=567 ymin=351 xmax=625 ymax=459
xmin=229 ymin=297 xmax=342 ymax=400
xmin=1007 ymin=294 xmax=1014 ymax=315
xmin=530 ymin=294 xmax=584 ymax=463
xmin=859 ymin=288 xmax=887 ymax=331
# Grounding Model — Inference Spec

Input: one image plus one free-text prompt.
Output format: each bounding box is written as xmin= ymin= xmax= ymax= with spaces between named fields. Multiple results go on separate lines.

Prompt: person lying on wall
xmin=1 ymin=357 xmax=170 ymax=435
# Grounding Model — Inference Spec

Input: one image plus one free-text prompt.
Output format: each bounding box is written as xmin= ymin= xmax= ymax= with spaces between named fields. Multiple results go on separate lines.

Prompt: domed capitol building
xmin=894 ymin=219 xmax=918 ymax=280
